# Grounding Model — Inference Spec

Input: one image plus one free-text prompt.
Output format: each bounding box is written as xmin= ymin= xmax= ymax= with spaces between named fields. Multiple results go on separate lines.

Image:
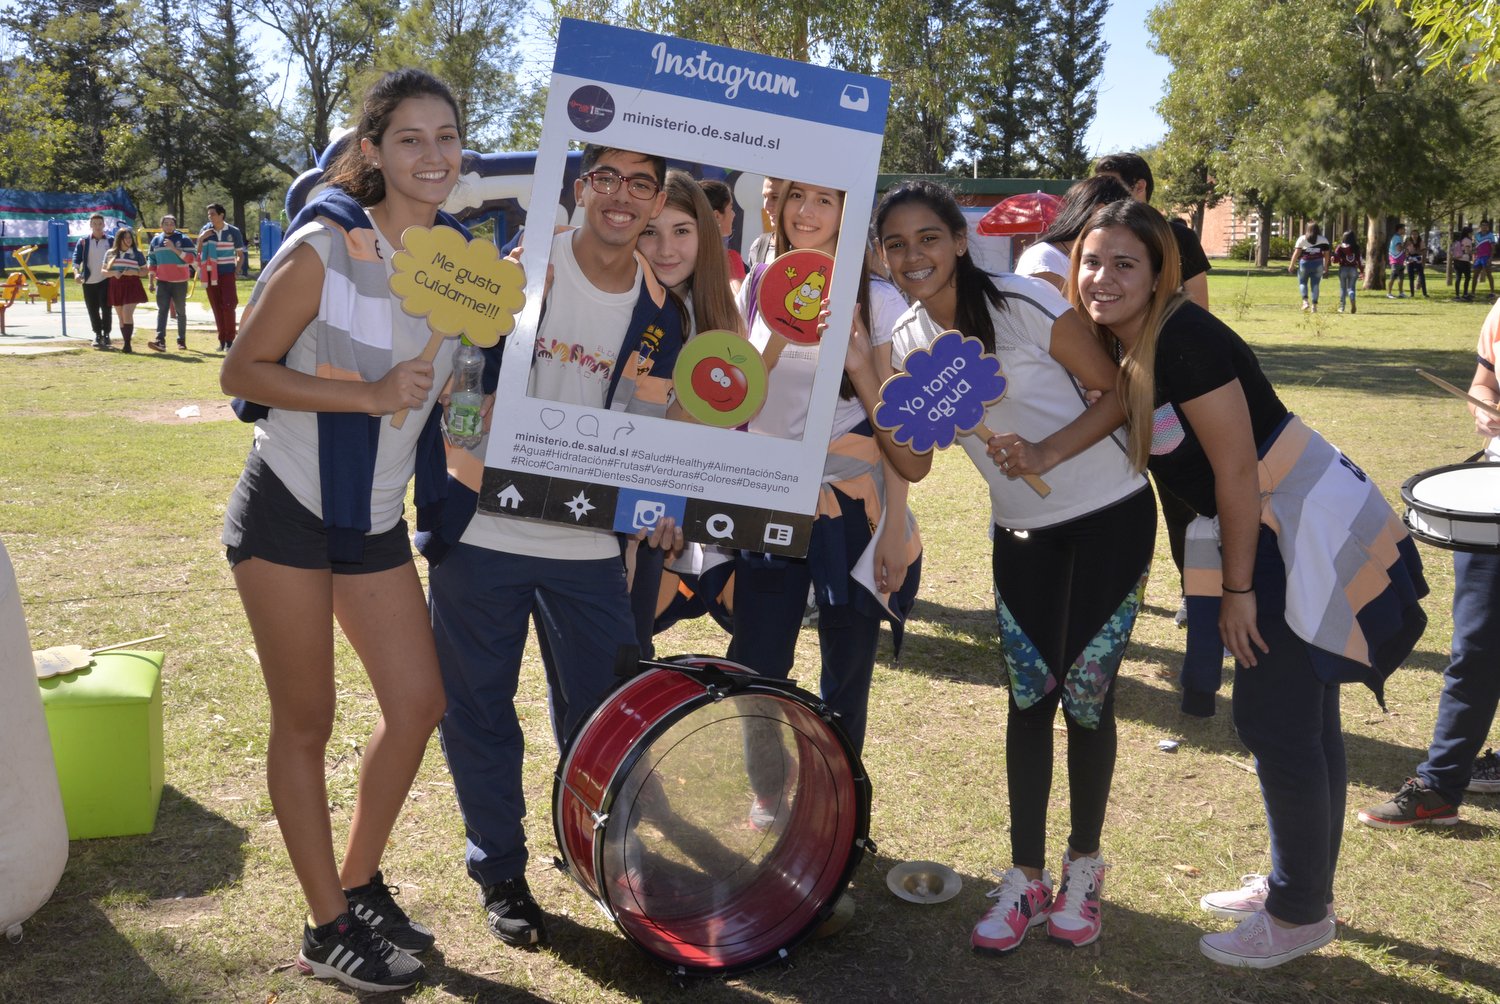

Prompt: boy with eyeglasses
xmin=425 ymin=144 xmax=686 ymax=951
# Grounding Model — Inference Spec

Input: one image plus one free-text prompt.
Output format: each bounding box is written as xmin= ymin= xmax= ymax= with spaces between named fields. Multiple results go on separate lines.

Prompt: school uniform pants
xmin=430 ymin=543 xmax=637 ymax=887
xmin=81 ymin=280 xmax=112 ymax=336
xmin=206 ymin=272 xmax=238 ymax=344
xmin=1230 ymin=526 xmax=1344 ymax=926
xmin=1417 ymin=551 xmax=1500 ymax=803
xmin=154 ymin=280 xmax=188 ymax=341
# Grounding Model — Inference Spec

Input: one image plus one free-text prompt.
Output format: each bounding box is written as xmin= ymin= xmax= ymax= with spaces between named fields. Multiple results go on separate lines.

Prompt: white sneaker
xmin=1200 ymin=910 xmax=1335 ymax=969
xmin=1199 ymin=874 xmax=1269 ymax=918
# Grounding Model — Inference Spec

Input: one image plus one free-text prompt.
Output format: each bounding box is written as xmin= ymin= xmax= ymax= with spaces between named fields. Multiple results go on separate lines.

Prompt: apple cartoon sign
xmin=756 ymin=249 xmax=833 ymax=345
xmin=875 ymin=329 xmax=1050 ymax=497
xmin=672 ymin=329 xmax=769 ymax=427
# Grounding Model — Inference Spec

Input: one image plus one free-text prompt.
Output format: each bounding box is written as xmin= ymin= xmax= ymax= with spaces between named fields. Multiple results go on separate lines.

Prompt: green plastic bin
xmin=37 ymin=650 xmax=164 ymax=839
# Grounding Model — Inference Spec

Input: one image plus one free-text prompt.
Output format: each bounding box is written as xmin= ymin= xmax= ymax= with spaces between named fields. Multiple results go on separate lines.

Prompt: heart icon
xmin=540 ymin=408 xmax=565 ymax=429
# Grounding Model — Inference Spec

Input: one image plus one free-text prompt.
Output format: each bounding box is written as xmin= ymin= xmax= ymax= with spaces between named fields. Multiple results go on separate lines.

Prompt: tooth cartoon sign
xmin=385 ymin=225 xmax=527 ymax=427
xmin=756 ymin=249 xmax=832 ymax=345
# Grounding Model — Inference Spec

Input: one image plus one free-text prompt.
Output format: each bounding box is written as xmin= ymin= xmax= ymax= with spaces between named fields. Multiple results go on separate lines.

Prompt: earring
xmin=958 ymin=247 xmax=967 ymax=257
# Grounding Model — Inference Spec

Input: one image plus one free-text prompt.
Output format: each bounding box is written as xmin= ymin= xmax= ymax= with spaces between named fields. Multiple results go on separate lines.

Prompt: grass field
xmin=2 ymin=262 xmax=1498 ymax=1003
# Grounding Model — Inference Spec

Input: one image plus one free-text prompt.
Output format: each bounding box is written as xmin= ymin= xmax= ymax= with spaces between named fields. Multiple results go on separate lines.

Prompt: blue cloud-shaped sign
xmin=874 ymin=330 xmax=1008 ymax=454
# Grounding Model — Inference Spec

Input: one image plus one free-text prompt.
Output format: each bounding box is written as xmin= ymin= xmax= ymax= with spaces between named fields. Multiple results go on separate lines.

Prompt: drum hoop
xmin=551 ymin=656 xmax=873 ymax=977
xmin=1400 ymin=462 xmax=1500 ymax=523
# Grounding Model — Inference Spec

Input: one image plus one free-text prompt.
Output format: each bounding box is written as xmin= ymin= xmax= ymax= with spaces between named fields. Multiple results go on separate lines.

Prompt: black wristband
xmin=1222 ymin=584 xmax=1254 ymax=595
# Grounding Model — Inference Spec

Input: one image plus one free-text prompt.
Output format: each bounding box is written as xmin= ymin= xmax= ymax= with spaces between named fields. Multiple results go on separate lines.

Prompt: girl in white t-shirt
xmin=218 ymin=70 xmax=463 ymax=993
xmin=1014 ymin=175 xmax=1133 ymax=291
xmin=850 ymin=180 xmax=1153 ymax=957
xmin=727 ymin=179 xmax=921 ymax=800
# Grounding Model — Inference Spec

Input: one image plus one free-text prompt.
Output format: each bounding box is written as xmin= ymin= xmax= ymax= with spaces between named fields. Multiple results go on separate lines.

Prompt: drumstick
xmin=967 ymin=422 xmax=1051 ymax=498
xmin=1416 ymin=367 xmax=1500 ymax=420
xmin=390 ymin=330 xmax=449 ymax=429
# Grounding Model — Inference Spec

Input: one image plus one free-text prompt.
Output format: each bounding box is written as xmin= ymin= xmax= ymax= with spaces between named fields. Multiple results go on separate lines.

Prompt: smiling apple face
xmin=673 ymin=329 xmax=768 ymax=427
xmin=692 ymin=356 xmax=749 ymax=411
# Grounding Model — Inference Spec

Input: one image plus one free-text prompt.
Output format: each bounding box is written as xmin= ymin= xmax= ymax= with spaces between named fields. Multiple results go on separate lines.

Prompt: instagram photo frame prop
xmin=478 ymin=19 xmax=889 ymax=558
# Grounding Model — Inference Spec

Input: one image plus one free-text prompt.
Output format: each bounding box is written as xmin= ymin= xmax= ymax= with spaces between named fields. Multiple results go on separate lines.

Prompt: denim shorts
xmin=223 ymin=449 xmax=412 ymax=574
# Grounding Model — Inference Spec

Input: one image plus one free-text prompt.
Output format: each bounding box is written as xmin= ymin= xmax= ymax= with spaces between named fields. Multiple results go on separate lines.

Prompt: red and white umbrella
xmin=975 ymin=191 xmax=1064 ymax=236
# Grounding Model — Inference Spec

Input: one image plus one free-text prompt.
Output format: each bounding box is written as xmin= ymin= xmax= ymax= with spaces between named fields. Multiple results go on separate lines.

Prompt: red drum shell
xmin=553 ymin=657 xmax=870 ymax=975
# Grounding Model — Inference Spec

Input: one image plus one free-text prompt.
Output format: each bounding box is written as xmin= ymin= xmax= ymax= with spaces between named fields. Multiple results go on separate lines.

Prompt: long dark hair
xmin=874 ymin=179 xmax=1008 ymax=352
xmin=1035 ymin=175 xmax=1133 ymax=248
xmin=325 ymin=69 xmax=463 ymax=206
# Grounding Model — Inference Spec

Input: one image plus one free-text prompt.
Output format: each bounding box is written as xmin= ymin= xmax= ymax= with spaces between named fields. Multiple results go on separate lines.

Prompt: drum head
xmin=584 ymin=667 xmax=868 ymax=975
xmin=1402 ymin=463 xmax=1500 ymax=552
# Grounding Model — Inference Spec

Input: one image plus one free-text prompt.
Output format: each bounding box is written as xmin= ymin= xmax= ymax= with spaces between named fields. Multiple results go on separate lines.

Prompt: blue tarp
xmin=0 ymin=187 xmax=138 ymax=267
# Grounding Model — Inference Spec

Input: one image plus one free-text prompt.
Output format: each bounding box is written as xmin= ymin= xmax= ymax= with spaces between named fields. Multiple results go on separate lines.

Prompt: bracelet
xmin=1222 ymin=584 xmax=1254 ymax=595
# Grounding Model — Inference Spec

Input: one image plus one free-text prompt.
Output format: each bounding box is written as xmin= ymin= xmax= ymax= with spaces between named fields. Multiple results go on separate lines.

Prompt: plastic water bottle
xmin=444 ymin=337 xmax=484 ymax=449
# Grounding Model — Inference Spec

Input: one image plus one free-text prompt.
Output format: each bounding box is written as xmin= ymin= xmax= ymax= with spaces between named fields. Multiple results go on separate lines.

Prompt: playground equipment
xmin=12 ymin=245 xmax=62 ymax=311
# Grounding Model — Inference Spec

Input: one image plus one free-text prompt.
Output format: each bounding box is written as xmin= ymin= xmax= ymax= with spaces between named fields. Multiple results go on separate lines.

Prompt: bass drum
xmin=553 ymin=656 xmax=871 ymax=975
xmin=1401 ymin=462 xmax=1500 ymax=552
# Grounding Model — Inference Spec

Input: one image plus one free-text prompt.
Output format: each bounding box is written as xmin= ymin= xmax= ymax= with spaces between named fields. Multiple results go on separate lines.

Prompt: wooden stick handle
xmin=91 ymin=633 xmax=167 ymax=655
xmin=972 ymin=422 xmax=1051 ymax=498
xmin=390 ymin=331 xmax=450 ymax=430
xmin=1416 ymin=367 xmax=1500 ymax=420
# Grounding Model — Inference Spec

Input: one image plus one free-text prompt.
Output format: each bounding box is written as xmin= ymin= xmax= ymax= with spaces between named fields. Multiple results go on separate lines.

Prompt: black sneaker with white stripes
xmin=297 ymin=912 xmax=425 ymax=992
xmin=345 ymin=870 xmax=436 ymax=952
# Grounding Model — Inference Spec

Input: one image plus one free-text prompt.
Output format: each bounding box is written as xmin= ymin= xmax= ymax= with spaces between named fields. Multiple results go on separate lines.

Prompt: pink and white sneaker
xmin=1199 ymin=909 xmax=1335 ymax=968
xmin=1047 ymin=853 xmax=1108 ymax=947
xmin=971 ymin=867 xmax=1053 ymax=956
xmin=1200 ymin=874 xmax=1335 ymax=920
xmin=1199 ymin=873 xmax=1269 ymax=919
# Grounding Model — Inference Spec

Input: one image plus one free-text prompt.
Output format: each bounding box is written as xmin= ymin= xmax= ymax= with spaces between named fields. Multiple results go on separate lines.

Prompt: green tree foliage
xmin=0 ymin=0 xmax=135 ymax=190
xmin=369 ymin=0 xmax=530 ymax=151
xmin=964 ymin=0 xmax=1043 ymax=177
xmin=1369 ymin=0 xmax=1500 ymax=82
xmin=188 ymin=1 xmax=283 ymax=228
xmin=0 ymin=61 xmax=76 ymax=189
xmin=1151 ymin=0 xmax=1494 ymax=277
xmin=240 ymin=0 xmax=397 ymax=164
xmin=1030 ymin=0 xmax=1108 ymax=177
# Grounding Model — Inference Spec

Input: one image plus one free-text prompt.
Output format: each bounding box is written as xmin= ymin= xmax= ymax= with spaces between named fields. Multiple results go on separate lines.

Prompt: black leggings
xmin=1455 ymin=261 xmax=1473 ymax=297
xmin=995 ymin=487 xmax=1156 ymax=868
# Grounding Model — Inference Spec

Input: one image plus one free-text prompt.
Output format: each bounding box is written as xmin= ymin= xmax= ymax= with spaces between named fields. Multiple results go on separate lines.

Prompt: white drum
xmin=1401 ymin=463 xmax=1500 ymax=552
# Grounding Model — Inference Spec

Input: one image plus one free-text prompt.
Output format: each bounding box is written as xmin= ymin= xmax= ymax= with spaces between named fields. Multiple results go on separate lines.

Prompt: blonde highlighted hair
xmin=1066 ymin=199 xmax=1186 ymax=472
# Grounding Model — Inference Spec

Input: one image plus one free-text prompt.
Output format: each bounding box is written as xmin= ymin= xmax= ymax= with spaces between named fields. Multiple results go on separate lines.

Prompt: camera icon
xmin=632 ymin=499 xmax=667 ymax=530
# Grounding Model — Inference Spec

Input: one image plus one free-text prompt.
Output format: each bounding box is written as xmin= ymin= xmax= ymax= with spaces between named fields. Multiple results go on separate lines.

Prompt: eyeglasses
xmin=582 ymin=168 xmax=661 ymax=200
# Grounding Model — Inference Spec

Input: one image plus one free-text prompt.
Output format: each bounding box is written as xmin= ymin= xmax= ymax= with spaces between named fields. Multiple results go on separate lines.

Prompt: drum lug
xmin=591 ymin=810 xmax=609 ymax=830
xmin=857 ymin=836 xmax=878 ymax=855
xmin=552 ymin=855 xmax=569 ymax=875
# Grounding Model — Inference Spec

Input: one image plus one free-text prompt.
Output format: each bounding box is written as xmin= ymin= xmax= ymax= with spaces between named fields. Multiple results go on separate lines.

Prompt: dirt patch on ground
xmin=127 ymin=400 xmax=237 ymax=423
xmin=141 ymin=894 xmax=221 ymax=927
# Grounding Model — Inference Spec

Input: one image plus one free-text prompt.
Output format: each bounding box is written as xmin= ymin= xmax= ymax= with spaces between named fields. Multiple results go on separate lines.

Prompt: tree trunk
xmin=1256 ymin=198 xmax=1272 ymax=268
xmin=1364 ymin=213 xmax=1384 ymax=290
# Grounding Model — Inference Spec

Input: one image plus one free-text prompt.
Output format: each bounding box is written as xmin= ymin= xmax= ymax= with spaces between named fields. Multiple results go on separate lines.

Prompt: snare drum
xmin=553 ymin=656 xmax=871 ymax=975
xmin=1401 ymin=462 xmax=1500 ymax=552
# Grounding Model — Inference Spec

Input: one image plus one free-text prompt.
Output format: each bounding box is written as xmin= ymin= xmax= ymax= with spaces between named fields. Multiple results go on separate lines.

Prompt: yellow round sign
xmin=388 ymin=226 xmax=526 ymax=347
